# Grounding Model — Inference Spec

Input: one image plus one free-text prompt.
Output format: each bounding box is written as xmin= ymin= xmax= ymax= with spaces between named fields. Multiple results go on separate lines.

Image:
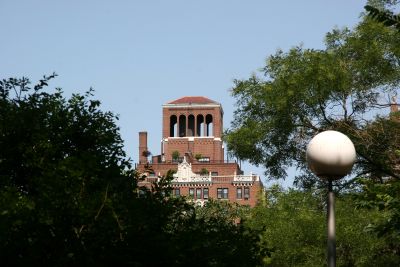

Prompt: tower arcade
xmin=161 ymin=96 xmax=224 ymax=162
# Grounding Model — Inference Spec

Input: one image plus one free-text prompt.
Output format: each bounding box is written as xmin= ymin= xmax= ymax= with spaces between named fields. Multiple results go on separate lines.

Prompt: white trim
xmin=163 ymin=103 xmax=221 ymax=109
xmin=166 ymin=136 xmax=215 ymax=139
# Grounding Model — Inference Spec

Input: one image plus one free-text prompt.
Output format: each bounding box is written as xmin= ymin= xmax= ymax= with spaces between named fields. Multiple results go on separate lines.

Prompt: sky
xmin=0 ymin=0 xmax=368 ymax=187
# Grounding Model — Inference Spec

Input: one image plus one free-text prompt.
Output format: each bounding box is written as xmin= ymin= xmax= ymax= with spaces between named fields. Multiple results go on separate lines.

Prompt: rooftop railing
xmin=168 ymin=174 xmax=259 ymax=184
xmin=138 ymin=159 xmax=238 ymax=165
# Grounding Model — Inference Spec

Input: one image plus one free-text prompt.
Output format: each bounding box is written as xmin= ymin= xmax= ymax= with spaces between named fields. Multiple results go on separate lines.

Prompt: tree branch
xmin=95 ymin=183 xmax=109 ymax=221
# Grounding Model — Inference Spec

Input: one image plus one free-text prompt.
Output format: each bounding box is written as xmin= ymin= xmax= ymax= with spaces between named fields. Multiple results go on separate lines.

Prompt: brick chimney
xmin=139 ymin=132 xmax=148 ymax=164
xmin=390 ymin=95 xmax=398 ymax=113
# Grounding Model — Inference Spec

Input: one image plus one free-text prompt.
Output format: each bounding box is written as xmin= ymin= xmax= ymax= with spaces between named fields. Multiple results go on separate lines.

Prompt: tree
xmin=169 ymin=199 xmax=267 ymax=267
xmin=356 ymin=177 xmax=400 ymax=261
xmin=224 ymin=10 xmax=400 ymax=258
xmin=245 ymin=186 xmax=399 ymax=266
xmin=0 ymin=74 xmax=135 ymax=265
xmin=0 ymin=75 xmax=266 ymax=266
xmin=224 ymin=12 xmax=400 ymax=187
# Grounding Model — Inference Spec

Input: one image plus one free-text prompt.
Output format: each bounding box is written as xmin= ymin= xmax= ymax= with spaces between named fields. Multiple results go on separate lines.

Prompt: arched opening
xmin=188 ymin=115 xmax=195 ymax=136
xmin=206 ymin=114 xmax=213 ymax=136
xmin=196 ymin=114 xmax=204 ymax=136
xmin=179 ymin=115 xmax=186 ymax=137
xmin=170 ymin=115 xmax=177 ymax=137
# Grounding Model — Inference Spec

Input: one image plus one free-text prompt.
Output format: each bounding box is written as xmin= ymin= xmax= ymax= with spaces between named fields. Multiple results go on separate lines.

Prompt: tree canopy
xmin=225 ymin=2 xmax=400 ymax=261
xmin=245 ymin=186 xmax=400 ymax=266
xmin=224 ymin=8 xmax=400 ymax=187
xmin=0 ymin=75 xmax=265 ymax=266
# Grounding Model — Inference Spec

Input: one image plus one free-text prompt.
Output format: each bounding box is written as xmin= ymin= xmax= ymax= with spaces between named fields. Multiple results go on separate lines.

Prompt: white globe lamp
xmin=306 ymin=130 xmax=356 ymax=180
xmin=306 ymin=130 xmax=356 ymax=267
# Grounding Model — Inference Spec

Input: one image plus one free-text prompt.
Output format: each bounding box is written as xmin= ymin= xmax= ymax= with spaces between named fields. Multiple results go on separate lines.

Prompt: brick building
xmin=136 ymin=96 xmax=263 ymax=206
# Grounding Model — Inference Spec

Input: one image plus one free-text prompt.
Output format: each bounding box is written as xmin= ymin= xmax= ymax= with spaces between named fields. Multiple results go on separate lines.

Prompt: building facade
xmin=136 ymin=96 xmax=263 ymax=206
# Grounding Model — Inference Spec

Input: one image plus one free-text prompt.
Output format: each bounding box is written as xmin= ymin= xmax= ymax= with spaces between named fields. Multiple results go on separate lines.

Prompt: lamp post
xmin=306 ymin=130 xmax=356 ymax=267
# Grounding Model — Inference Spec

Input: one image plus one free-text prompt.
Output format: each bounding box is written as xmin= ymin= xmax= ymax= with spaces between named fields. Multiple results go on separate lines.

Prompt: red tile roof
xmin=167 ymin=96 xmax=218 ymax=105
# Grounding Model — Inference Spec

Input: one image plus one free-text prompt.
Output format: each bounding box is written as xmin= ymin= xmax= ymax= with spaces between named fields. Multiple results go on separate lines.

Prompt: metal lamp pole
xmin=327 ymin=180 xmax=335 ymax=267
xmin=306 ymin=131 xmax=356 ymax=267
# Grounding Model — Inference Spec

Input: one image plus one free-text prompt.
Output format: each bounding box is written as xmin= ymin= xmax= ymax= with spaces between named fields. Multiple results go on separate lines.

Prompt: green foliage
xmin=225 ymin=11 xmax=400 ymax=187
xmin=195 ymin=153 xmax=202 ymax=160
xmin=170 ymin=200 xmax=267 ymax=267
xmin=224 ymin=8 xmax=400 ymax=263
xmin=0 ymin=75 xmax=266 ymax=266
xmin=245 ymin=187 xmax=399 ymax=266
xmin=200 ymin=168 xmax=209 ymax=175
xmin=172 ymin=150 xmax=180 ymax=160
xmin=335 ymin=193 xmax=400 ymax=266
xmin=351 ymin=115 xmax=400 ymax=181
xmin=365 ymin=1 xmax=400 ymax=31
xmin=0 ymin=74 xmax=135 ymax=265
xmin=246 ymin=187 xmax=325 ymax=266
xmin=196 ymin=198 xmax=250 ymax=224
xmin=142 ymin=150 xmax=151 ymax=157
xmin=356 ymin=178 xmax=400 ymax=260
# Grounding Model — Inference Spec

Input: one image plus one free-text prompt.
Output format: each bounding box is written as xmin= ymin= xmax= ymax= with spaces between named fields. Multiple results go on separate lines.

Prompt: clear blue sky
xmin=0 ymin=0 xmax=368 ymax=187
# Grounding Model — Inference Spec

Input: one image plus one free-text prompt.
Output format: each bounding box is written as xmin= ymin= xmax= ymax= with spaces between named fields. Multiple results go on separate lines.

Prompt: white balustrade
xmin=233 ymin=175 xmax=259 ymax=182
xmin=190 ymin=176 xmax=212 ymax=182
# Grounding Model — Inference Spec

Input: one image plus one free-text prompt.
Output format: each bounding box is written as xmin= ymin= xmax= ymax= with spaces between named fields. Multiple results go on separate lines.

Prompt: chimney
xmin=139 ymin=132 xmax=148 ymax=164
xmin=390 ymin=95 xmax=398 ymax=113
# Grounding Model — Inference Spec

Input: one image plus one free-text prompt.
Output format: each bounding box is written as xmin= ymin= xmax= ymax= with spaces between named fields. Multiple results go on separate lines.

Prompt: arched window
xmin=188 ymin=115 xmax=195 ymax=136
xmin=179 ymin=115 xmax=186 ymax=137
xmin=206 ymin=114 xmax=213 ymax=136
xmin=196 ymin=114 xmax=204 ymax=136
xmin=170 ymin=115 xmax=177 ymax=137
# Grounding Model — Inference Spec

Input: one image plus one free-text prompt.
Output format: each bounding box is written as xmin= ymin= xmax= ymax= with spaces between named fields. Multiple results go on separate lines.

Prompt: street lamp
xmin=306 ymin=130 xmax=356 ymax=267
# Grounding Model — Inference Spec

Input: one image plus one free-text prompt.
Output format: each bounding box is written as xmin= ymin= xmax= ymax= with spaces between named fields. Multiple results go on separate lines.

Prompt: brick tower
xmin=161 ymin=96 xmax=224 ymax=162
xmin=137 ymin=96 xmax=263 ymax=207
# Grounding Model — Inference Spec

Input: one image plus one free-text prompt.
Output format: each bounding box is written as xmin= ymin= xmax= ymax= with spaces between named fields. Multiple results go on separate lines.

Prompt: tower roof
xmin=167 ymin=96 xmax=218 ymax=105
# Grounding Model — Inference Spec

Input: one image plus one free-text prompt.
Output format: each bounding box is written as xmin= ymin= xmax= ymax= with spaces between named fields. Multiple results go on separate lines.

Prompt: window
xmin=188 ymin=115 xmax=195 ymax=136
xmin=206 ymin=114 xmax=213 ymax=136
xmin=196 ymin=188 xmax=202 ymax=199
xmin=211 ymin=171 xmax=218 ymax=176
xmin=174 ymin=188 xmax=180 ymax=196
xmin=196 ymin=114 xmax=204 ymax=136
xmin=203 ymin=188 xmax=209 ymax=199
xmin=172 ymin=157 xmax=184 ymax=163
xmin=217 ymin=188 xmax=228 ymax=199
xmin=170 ymin=115 xmax=177 ymax=137
xmin=223 ymin=188 xmax=228 ymax=199
xmin=179 ymin=115 xmax=186 ymax=137
xmin=244 ymin=187 xmax=250 ymax=199
xmin=189 ymin=188 xmax=194 ymax=198
xmin=236 ymin=187 xmax=242 ymax=199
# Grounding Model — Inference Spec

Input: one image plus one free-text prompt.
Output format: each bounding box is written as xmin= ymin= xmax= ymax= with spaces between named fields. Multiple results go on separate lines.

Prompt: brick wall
xmin=139 ymin=132 xmax=148 ymax=164
xmin=162 ymin=105 xmax=223 ymax=138
xmin=138 ymin=180 xmax=263 ymax=207
xmin=137 ymin=162 xmax=241 ymax=176
xmin=163 ymin=137 xmax=224 ymax=162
